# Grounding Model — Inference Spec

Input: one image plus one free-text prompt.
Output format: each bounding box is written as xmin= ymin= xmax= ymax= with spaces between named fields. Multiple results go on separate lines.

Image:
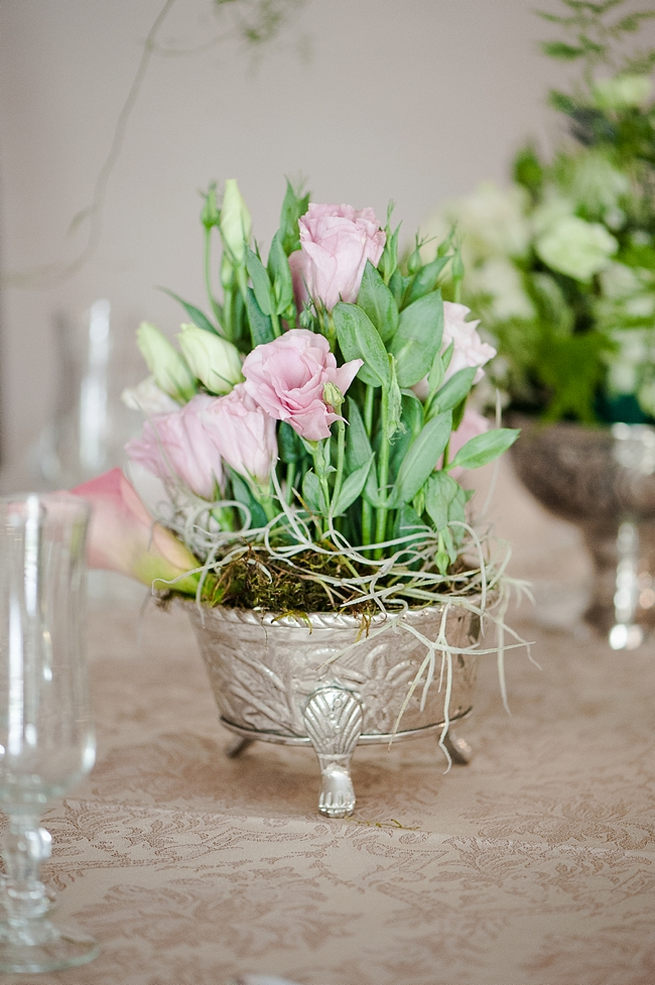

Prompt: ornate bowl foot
xmin=302 ymin=686 xmax=363 ymax=819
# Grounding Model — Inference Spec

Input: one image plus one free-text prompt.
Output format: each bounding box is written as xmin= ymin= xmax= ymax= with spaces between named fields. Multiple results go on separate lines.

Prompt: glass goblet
xmin=0 ymin=493 xmax=98 ymax=972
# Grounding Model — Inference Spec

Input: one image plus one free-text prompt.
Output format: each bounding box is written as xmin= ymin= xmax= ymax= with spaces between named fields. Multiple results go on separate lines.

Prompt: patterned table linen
xmin=2 ymin=585 xmax=653 ymax=985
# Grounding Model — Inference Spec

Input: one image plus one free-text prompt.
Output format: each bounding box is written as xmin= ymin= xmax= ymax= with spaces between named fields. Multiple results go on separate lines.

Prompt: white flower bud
xmin=177 ymin=323 xmax=243 ymax=395
xmin=136 ymin=322 xmax=196 ymax=403
xmin=219 ymin=179 xmax=252 ymax=265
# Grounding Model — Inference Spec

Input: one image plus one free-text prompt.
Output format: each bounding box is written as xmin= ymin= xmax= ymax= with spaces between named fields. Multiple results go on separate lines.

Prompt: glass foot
xmin=0 ymin=918 xmax=99 ymax=973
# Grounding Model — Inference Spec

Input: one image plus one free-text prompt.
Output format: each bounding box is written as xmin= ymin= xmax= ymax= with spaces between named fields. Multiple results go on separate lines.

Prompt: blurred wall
xmin=0 ymin=0 xmax=564 ymax=475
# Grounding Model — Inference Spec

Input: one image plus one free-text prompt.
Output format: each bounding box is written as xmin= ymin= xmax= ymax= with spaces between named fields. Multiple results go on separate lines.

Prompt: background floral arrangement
xmin=425 ymin=0 xmax=655 ymax=426
xmin=74 ymin=179 xmax=518 ymax=616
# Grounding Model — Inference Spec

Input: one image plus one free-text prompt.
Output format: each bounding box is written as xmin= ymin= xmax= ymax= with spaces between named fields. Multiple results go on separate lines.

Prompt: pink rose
xmin=288 ymin=202 xmax=386 ymax=312
xmin=126 ymin=394 xmax=223 ymax=500
xmin=439 ymin=407 xmax=490 ymax=478
xmin=442 ymin=302 xmax=496 ymax=383
xmin=70 ymin=468 xmax=200 ymax=594
xmin=242 ymin=329 xmax=362 ymax=441
xmin=194 ymin=384 xmax=278 ymax=486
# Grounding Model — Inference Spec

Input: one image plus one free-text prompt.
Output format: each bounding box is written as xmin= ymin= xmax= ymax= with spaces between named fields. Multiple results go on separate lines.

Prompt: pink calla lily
xmin=70 ymin=468 xmax=200 ymax=595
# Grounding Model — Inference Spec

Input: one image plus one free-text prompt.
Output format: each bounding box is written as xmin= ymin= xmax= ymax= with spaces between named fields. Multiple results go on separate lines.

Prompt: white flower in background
xmin=566 ymin=149 xmax=630 ymax=224
xmin=597 ymin=262 xmax=655 ymax=319
xmin=466 ymin=256 xmax=535 ymax=321
xmin=421 ymin=181 xmax=531 ymax=270
xmin=530 ymin=189 xmax=576 ymax=238
xmin=448 ymin=181 xmax=532 ymax=259
xmin=535 ymin=214 xmax=618 ymax=281
xmin=605 ymin=329 xmax=655 ymax=398
xmin=593 ymin=73 xmax=653 ymax=110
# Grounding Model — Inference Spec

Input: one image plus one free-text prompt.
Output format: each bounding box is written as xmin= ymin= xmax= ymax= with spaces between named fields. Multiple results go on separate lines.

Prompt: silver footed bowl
xmin=510 ymin=417 xmax=655 ymax=649
xmin=184 ymin=600 xmax=482 ymax=818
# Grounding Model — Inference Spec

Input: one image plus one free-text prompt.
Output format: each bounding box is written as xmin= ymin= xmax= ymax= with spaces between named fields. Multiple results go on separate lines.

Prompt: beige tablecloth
xmin=1 ymin=463 xmax=654 ymax=985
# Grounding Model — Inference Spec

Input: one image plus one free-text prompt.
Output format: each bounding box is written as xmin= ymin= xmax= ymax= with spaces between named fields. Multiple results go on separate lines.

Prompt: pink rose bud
xmin=288 ymin=202 xmax=386 ymax=312
xmin=70 ymin=468 xmax=200 ymax=594
xmin=126 ymin=394 xmax=224 ymax=500
xmin=242 ymin=329 xmax=362 ymax=441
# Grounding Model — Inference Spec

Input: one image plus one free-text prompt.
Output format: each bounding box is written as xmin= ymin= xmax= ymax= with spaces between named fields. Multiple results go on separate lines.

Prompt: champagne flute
xmin=0 ymin=492 xmax=98 ymax=972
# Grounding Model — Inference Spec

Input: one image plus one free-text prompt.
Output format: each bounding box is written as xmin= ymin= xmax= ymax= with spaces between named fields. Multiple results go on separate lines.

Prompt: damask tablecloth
xmin=1 ymin=464 xmax=654 ymax=985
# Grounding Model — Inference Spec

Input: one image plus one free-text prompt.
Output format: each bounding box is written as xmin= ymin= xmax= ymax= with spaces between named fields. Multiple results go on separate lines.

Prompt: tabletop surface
xmin=1 ymin=463 xmax=654 ymax=985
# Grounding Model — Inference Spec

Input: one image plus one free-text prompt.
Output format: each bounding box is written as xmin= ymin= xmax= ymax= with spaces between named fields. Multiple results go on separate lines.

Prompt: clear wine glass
xmin=0 ymin=492 xmax=98 ymax=972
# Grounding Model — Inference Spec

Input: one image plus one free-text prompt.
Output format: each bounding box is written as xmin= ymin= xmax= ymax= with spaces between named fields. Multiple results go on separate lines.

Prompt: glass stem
xmin=2 ymin=816 xmax=51 ymax=926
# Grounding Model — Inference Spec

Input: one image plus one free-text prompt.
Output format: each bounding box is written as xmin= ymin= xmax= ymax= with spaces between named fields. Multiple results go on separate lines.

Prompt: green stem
xmin=203 ymin=226 xmax=222 ymax=324
xmin=310 ymin=441 xmax=331 ymax=538
xmin=361 ymin=385 xmax=375 ymax=546
xmin=284 ymin=461 xmax=297 ymax=506
xmin=374 ymin=384 xmax=390 ymax=555
xmin=270 ymin=309 xmax=282 ymax=338
xmin=330 ymin=421 xmax=346 ymax=522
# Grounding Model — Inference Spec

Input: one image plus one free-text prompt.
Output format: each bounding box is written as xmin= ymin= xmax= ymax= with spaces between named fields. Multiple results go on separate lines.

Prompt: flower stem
xmin=361 ymin=385 xmax=375 ymax=546
xmin=330 ymin=420 xmax=346 ymax=519
xmin=203 ymin=226 xmax=222 ymax=325
xmin=374 ymin=384 xmax=390 ymax=555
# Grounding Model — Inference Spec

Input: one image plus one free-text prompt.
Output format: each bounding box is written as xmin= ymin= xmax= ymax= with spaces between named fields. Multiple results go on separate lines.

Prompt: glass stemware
xmin=0 ymin=493 xmax=98 ymax=972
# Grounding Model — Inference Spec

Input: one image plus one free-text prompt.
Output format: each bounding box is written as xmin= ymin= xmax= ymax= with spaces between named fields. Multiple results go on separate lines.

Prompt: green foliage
xmin=434 ymin=0 xmax=655 ymax=426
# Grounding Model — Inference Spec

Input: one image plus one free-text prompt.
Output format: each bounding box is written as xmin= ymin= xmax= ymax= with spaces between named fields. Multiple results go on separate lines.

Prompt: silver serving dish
xmin=184 ymin=601 xmax=481 ymax=817
xmin=510 ymin=417 xmax=655 ymax=649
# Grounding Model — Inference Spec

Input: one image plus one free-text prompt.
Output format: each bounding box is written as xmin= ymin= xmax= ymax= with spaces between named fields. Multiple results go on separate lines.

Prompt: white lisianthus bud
xmin=121 ymin=376 xmax=180 ymax=415
xmin=136 ymin=322 xmax=196 ymax=403
xmin=177 ymin=323 xmax=243 ymax=395
xmin=219 ymin=179 xmax=252 ymax=265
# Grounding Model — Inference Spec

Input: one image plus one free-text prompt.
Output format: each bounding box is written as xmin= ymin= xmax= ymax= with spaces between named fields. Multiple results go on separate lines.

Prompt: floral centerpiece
xmin=70 ymin=180 xmax=525 ymax=815
xmin=76 ymin=179 xmax=518 ymax=617
xmin=425 ymin=0 xmax=655 ymax=426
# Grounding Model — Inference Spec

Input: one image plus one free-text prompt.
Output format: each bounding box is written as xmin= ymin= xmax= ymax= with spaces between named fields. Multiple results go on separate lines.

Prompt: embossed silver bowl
xmin=510 ymin=417 xmax=655 ymax=649
xmin=184 ymin=601 xmax=482 ymax=818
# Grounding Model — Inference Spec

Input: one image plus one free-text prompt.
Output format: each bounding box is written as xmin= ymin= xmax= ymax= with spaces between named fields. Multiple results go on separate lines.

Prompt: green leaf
xmin=301 ymin=470 xmax=324 ymax=513
xmin=378 ymin=220 xmax=400 ymax=285
xmin=246 ymin=249 xmax=273 ymax=316
xmin=279 ymin=179 xmax=310 ymax=255
xmin=344 ymin=398 xmax=373 ymax=470
xmin=278 ymin=421 xmax=305 ymax=464
xmin=424 ymin=470 xmax=467 ymax=532
xmin=389 ymin=291 xmax=444 ymax=388
xmin=267 ymin=230 xmax=294 ymax=314
xmin=388 ymin=391 xmax=423 ymax=484
xmin=161 ymin=288 xmax=219 ymax=335
xmin=228 ymin=470 xmax=267 ymax=528
xmin=449 ymin=428 xmax=520 ymax=472
xmin=390 ymin=411 xmax=452 ymax=506
xmin=245 ymin=288 xmax=275 ymax=347
xmin=540 ymin=41 xmax=586 ymax=59
xmin=428 ymin=367 xmax=477 ymax=416
xmin=389 ymin=268 xmax=407 ymax=306
xmin=333 ymin=302 xmax=390 ymax=387
xmin=403 ymin=254 xmax=451 ymax=307
xmin=357 ymin=261 xmax=399 ymax=343
xmin=332 ymin=455 xmax=374 ymax=515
